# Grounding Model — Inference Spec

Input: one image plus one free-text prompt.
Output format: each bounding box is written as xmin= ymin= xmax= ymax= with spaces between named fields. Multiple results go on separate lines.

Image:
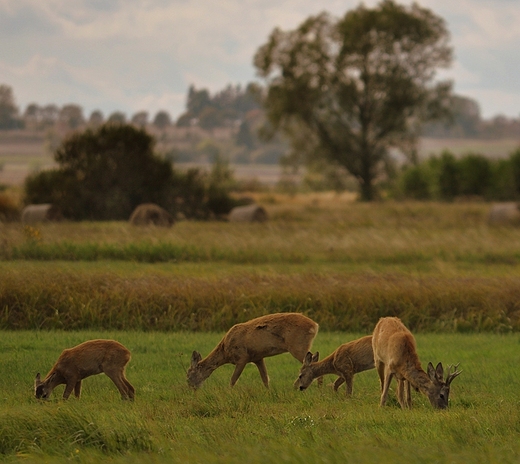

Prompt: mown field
xmin=1 ymin=196 xmax=520 ymax=462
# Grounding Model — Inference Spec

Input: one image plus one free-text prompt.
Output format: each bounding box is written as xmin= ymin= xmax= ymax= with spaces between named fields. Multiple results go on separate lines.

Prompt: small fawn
xmin=187 ymin=313 xmax=319 ymax=389
xmin=34 ymin=339 xmax=135 ymax=400
xmin=296 ymin=335 xmax=374 ymax=396
xmin=372 ymin=317 xmax=461 ymax=409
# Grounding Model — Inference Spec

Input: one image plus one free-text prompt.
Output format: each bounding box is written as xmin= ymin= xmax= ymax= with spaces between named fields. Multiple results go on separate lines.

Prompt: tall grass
xmin=1 ymin=268 xmax=519 ymax=332
xmin=1 ymin=199 xmax=520 ymax=331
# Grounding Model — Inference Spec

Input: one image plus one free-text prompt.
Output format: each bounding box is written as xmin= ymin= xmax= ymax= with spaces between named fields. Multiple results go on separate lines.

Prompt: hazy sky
xmin=1 ymin=0 xmax=518 ymax=121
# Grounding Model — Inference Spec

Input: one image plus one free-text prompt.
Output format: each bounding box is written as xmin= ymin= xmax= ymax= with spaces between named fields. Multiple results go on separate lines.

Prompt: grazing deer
xmin=296 ymin=335 xmax=374 ymax=396
xmin=187 ymin=313 xmax=319 ymax=389
xmin=34 ymin=339 xmax=135 ymax=400
xmin=372 ymin=317 xmax=461 ymax=409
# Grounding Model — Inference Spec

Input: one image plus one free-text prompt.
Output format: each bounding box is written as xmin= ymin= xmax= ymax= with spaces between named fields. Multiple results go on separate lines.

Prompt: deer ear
xmin=435 ymin=362 xmax=444 ymax=381
xmin=35 ymin=373 xmax=41 ymax=385
xmin=304 ymin=352 xmax=314 ymax=366
xmin=191 ymin=351 xmax=202 ymax=367
xmin=312 ymin=352 xmax=320 ymax=363
xmin=427 ymin=362 xmax=436 ymax=381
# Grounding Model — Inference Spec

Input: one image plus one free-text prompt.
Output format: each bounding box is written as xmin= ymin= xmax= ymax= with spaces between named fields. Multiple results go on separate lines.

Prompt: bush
xmin=25 ymin=124 xmax=175 ymax=220
xmin=433 ymin=151 xmax=461 ymax=201
xmin=510 ymin=148 xmax=520 ymax=197
xmin=399 ymin=165 xmax=432 ymax=200
xmin=458 ymin=153 xmax=492 ymax=197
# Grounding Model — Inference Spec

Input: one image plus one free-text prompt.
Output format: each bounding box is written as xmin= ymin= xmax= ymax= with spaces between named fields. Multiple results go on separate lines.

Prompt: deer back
xmin=334 ymin=335 xmax=374 ymax=373
xmin=222 ymin=313 xmax=319 ymax=361
xmin=54 ymin=340 xmax=130 ymax=377
xmin=372 ymin=317 xmax=421 ymax=370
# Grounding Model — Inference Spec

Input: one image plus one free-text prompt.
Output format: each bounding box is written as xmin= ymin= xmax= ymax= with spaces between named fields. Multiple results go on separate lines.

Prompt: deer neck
xmin=400 ymin=360 xmax=431 ymax=394
xmin=200 ymin=343 xmax=228 ymax=374
xmin=310 ymin=354 xmax=337 ymax=379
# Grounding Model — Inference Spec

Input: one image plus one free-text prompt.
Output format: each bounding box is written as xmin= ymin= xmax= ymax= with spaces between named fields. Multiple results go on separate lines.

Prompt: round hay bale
xmin=229 ymin=204 xmax=268 ymax=223
xmin=488 ymin=202 xmax=520 ymax=226
xmin=21 ymin=204 xmax=62 ymax=224
xmin=129 ymin=203 xmax=174 ymax=227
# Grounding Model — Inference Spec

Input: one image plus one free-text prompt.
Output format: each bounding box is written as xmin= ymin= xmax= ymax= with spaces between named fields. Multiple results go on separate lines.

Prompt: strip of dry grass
xmin=1 ymin=267 xmax=519 ymax=332
xmin=1 ymin=199 xmax=520 ymax=332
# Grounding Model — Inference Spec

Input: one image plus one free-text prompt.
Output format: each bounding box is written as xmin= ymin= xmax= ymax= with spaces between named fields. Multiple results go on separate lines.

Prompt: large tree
xmin=254 ymin=0 xmax=453 ymax=200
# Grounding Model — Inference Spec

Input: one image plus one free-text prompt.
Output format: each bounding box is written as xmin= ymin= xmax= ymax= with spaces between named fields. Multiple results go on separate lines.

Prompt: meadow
xmin=1 ymin=195 xmax=520 ymax=462
xmin=2 ymin=330 xmax=520 ymax=463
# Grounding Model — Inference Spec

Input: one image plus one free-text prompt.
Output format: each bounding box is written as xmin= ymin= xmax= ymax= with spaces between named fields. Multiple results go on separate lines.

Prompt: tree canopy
xmin=254 ymin=0 xmax=453 ymax=200
xmin=25 ymin=124 xmax=175 ymax=220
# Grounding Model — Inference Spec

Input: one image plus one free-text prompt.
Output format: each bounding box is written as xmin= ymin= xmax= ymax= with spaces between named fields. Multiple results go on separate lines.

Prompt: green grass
xmin=1 ymin=330 xmax=519 ymax=463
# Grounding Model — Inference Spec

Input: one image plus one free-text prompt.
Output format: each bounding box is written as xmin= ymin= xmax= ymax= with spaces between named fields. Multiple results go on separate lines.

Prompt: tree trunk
xmin=359 ymin=177 xmax=374 ymax=201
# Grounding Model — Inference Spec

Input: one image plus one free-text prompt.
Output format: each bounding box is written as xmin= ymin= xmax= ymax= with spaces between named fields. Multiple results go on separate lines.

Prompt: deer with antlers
xmin=187 ymin=313 xmax=319 ymax=389
xmin=34 ymin=339 xmax=135 ymax=400
xmin=296 ymin=335 xmax=374 ymax=396
xmin=372 ymin=317 xmax=461 ymax=409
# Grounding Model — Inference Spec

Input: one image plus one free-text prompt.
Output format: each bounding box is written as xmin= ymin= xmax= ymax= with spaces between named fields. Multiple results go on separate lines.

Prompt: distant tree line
xmin=395 ymin=148 xmax=520 ymax=201
xmin=2 ymin=81 xmax=519 ymax=139
xmin=175 ymin=83 xmax=262 ymax=130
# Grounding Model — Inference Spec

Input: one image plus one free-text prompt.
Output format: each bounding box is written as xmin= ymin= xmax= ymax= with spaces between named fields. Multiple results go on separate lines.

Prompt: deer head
xmin=297 ymin=351 xmax=320 ymax=391
xmin=425 ymin=362 xmax=462 ymax=409
xmin=187 ymin=351 xmax=209 ymax=390
xmin=34 ymin=372 xmax=53 ymax=400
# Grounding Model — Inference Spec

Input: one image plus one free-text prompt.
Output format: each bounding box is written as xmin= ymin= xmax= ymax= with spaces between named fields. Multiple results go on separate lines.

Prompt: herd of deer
xmin=34 ymin=313 xmax=461 ymax=410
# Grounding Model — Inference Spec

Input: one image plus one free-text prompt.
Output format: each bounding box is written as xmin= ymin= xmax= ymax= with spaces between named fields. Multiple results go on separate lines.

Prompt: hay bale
xmin=229 ymin=204 xmax=268 ymax=223
xmin=488 ymin=202 xmax=520 ymax=226
xmin=129 ymin=203 xmax=174 ymax=227
xmin=21 ymin=204 xmax=62 ymax=224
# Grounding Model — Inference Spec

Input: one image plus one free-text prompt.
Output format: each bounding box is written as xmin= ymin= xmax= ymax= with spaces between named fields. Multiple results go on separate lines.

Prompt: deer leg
xmin=404 ymin=380 xmax=412 ymax=408
xmin=63 ymin=380 xmax=76 ymax=400
xmin=104 ymin=369 xmax=132 ymax=399
xmin=344 ymin=374 xmax=353 ymax=397
xmin=122 ymin=375 xmax=135 ymax=400
xmin=254 ymin=359 xmax=270 ymax=388
xmin=230 ymin=362 xmax=247 ymax=387
xmin=396 ymin=379 xmax=406 ymax=409
xmin=74 ymin=380 xmax=82 ymax=398
xmin=333 ymin=377 xmax=345 ymax=392
xmin=380 ymin=367 xmax=393 ymax=407
xmin=375 ymin=360 xmax=385 ymax=392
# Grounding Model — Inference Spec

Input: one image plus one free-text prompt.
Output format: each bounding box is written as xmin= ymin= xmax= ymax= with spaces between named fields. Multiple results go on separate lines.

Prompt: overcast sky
xmin=1 ymin=0 xmax=518 ymax=121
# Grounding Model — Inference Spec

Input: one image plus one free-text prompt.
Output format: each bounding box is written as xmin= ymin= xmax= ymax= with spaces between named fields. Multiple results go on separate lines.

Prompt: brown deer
xmin=34 ymin=339 xmax=135 ymax=400
xmin=372 ymin=317 xmax=461 ymax=409
xmin=296 ymin=335 xmax=374 ymax=396
xmin=187 ymin=313 xmax=319 ymax=389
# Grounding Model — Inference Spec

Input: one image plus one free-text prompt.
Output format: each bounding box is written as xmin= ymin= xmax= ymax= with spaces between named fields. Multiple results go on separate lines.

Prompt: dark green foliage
xmin=24 ymin=124 xmax=175 ymax=220
xmin=399 ymin=166 xmax=432 ymax=200
xmin=396 ymin=148 xmax=520 ymax=201
xmin=434 ymin=151 xmax=461 ymax=200
xmin=25 ymin=124 xmax=181 ymax=220
xmin=458 ymin=153 xmax=492 ymax=197
xmin=511 ymin=148 xmax=520 ymax=197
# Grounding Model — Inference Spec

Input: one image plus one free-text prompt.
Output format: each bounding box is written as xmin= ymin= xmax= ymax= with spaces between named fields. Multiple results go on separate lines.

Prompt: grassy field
xmin=1 ymin=196 xmax=520 ymax=461
xmin=1 ymin=198 xmax=520 ymax=332
xmin=1 ymin=330 xmax=520 ymax=463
